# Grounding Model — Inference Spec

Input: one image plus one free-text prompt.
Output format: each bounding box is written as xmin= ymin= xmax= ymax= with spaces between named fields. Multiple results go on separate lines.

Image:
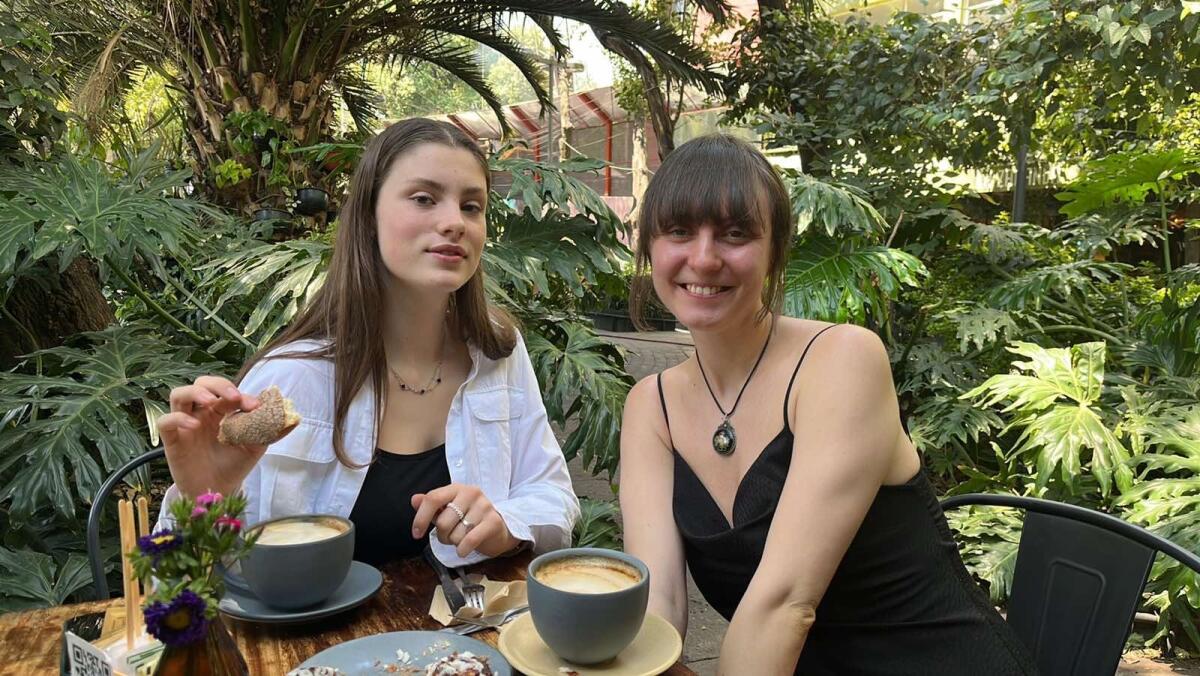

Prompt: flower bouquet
xmin=128 ymin=492 xmax=257 ymax=676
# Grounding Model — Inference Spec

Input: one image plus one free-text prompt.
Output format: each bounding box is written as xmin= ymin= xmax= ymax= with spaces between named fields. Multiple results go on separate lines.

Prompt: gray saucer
xmin=296 ymin=631 xmax=511 ymax=675
xmin=219 ymin=560 xmax=382 ymax=624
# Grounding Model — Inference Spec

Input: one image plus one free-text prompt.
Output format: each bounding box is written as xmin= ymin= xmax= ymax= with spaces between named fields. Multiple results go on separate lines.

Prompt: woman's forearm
xmin=717 ymin=600 xmax=814 ymax=675
xmin=648 ymin=587 xmax=688 ymax=638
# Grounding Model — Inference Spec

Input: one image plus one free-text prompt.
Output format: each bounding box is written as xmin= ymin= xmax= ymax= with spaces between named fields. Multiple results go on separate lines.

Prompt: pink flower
xmin=195 ymin=492 xmax=222 ymax=508
xmin=215 ymin=516 xmax=242 ymax=532
xmin=190 ymin=506 xmax=208 ymax=519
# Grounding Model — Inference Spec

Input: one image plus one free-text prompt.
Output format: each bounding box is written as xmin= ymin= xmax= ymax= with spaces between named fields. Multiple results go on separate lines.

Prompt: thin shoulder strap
xmin=656 ymin=372 xmax=675 ymax=450
xmin=783 ymin=324 xmax=841 ymax=431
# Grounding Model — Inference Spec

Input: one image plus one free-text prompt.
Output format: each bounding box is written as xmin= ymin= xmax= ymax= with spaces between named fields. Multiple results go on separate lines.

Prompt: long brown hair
xmin=240 ymin=118 xmax=517 ymax=467
xmin=630 ymin=133 xmax=793 ymax=330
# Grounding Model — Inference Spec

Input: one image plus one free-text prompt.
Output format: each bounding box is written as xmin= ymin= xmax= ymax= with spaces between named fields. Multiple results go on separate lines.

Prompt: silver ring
xmin=460 ymin=516 xmax=475 ymax=530
xmin=445 ymin=502 xmax=466 ymax=523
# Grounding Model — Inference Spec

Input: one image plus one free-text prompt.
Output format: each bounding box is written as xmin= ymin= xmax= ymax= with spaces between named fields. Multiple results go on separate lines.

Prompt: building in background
xmin=429 ymin=0 xmax=1007 ymax=219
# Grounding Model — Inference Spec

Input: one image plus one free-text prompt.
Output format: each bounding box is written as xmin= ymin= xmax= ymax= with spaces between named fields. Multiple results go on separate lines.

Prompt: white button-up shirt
xmin=159 ymin=332 xmax=580 ymax=566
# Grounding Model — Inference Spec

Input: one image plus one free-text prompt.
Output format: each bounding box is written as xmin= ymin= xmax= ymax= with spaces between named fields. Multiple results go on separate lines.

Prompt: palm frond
xmin=331 ymin=70 xmax=384 ymax=134
xmin=527 ymin=15 xmax=570 ymax=60
xmin=416 ymin=0 xmax=721 ymax=93
xmin=414 ymin=12 xmax=552 ymax=112
xmin=383 ymin=36 xmax=511 ymax=135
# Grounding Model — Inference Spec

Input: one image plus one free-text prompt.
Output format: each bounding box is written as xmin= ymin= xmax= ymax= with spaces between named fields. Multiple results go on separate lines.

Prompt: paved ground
xmin=563 ymin=327 xmax=1193 ymax=675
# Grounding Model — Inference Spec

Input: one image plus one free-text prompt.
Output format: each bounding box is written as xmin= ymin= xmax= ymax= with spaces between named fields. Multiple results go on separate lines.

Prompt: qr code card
xmin=65 ymin=631 xmax=113 ymax=676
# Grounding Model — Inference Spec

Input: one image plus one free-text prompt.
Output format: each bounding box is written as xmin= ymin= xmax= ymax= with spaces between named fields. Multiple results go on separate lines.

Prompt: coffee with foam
xmin=534 ymin=555 xmax=642 ymax=594
xmin=254 ymin=518 xmax=346 ymax=546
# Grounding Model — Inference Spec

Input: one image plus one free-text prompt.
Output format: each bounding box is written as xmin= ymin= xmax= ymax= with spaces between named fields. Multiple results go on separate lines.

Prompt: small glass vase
xmin=152 ymin=616 xmax=248 ymax=676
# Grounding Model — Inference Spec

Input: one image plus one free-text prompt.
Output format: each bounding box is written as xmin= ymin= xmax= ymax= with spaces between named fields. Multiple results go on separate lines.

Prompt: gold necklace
xmin=387 ymin=323 xmax=447 ymax=396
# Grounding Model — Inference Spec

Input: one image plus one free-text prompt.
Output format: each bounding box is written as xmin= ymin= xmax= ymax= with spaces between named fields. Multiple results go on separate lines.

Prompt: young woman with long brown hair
xmin=619 ymin=134 xmax=1037 ymax=674
xmin=156 ymin=118 xmax=579 ymax=566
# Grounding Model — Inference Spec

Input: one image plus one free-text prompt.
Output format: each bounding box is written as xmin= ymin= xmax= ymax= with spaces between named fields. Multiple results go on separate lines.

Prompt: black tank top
xmin=659 ymin=327 xmax=1038 ymax=675
xmin=349 ymin=445 xmax=452 ymax=566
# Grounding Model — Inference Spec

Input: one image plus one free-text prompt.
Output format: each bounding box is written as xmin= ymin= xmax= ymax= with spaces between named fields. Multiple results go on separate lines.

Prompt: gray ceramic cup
xmin=527 ymin=547 xmax=650 ymax=664
xmin=238 ymin=514 xmax=354 ymax=610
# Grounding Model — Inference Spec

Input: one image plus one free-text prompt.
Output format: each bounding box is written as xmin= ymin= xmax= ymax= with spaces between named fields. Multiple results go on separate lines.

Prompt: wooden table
xmin=0 ymin=554 xmax=695 ymax=675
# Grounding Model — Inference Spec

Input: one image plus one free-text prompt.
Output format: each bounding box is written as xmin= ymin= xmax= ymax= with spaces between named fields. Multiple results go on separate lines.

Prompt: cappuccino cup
xmin=527 ymin=548 xmax=649 ymax=664
xmin=237 ymin=514 xmax=354 ymax=610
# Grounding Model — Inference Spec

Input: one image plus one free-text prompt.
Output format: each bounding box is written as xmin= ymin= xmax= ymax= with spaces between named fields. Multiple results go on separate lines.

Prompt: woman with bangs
xmin=619 ymin=134 xmax=1037 ymax=674
xmin=155 ymin=118 xmax=579 ymax=567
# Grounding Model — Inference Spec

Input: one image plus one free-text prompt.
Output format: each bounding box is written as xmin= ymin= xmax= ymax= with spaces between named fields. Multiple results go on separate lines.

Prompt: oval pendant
xmin=712 ymin=420 xmax=736 ymax=456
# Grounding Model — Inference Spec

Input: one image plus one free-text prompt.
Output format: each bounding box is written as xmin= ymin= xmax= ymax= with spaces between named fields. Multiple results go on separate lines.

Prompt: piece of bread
xmin=217 ymin=386 xmax=301 ymax=446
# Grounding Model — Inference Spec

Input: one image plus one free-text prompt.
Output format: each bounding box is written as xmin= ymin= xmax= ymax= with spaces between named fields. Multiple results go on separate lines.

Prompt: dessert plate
xmin=294 ymin=631 xmax=511 ymax=675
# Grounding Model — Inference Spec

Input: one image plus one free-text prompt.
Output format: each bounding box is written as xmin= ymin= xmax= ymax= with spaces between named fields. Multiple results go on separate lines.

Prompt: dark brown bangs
xmin=644 ymin=141 xmax=770 ymax=238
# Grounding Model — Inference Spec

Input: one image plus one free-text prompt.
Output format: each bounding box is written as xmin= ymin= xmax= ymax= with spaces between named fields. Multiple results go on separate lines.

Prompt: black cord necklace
xmin=694 ymin=315 xmax=774 ymax=456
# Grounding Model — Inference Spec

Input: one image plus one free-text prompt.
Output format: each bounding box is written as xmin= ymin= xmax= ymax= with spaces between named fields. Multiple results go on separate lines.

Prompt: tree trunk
xmin=594 ymin=30 xmax=677 ymax=161
xmin=0 ymin=258 xmax=114 ymax=368
xmin=181 ymin=63 xmax=337 ymax=223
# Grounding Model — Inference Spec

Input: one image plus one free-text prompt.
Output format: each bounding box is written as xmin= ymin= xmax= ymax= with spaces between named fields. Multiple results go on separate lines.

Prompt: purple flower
xmin=195 ymin=492 xmax=222 ymax=508
xmin=191 ymin=506 xmax=208 ymax=519
xmin=138 ymin=530 xmax=182 ymax=557
xmin=144 ymin=590 xmax=209 ymax=645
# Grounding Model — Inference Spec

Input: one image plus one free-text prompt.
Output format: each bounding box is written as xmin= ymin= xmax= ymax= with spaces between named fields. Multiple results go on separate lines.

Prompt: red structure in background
xmin=576 ymin=91 xmax=613 ymax=195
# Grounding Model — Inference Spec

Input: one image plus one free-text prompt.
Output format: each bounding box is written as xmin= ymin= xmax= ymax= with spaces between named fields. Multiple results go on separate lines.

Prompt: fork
xmin=443 ymin=605 xmax=530 ymax=634
xmin=454 ymin=566 xmax=487 ymax=611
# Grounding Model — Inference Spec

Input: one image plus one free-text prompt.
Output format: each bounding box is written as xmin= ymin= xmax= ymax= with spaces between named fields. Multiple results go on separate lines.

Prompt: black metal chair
xmin=941 ymin=493 xmax=1200 ymax=676
xmin=86 ymin=448 xmax=165 ymax=599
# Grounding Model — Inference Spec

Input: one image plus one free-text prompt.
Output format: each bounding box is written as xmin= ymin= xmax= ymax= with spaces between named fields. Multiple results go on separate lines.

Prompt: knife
xmin=423 ymin=545 xmax=467 ymax=614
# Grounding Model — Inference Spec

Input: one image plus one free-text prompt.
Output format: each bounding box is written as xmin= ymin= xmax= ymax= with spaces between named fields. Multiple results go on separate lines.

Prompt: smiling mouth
xmin=680 ymin=283 xmax=730 ymax=297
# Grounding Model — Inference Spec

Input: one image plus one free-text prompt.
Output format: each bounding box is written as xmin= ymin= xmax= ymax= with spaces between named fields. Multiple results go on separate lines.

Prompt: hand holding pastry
xmin=157 ymin=378 xmax=300 ymax=499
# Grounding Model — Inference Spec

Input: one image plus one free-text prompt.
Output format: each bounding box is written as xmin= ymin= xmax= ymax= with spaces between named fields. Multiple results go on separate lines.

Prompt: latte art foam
xmin=254 ymin=520 xmax=345 ymax=546
xmin=535 ymin=556 xmax=641 ymax=594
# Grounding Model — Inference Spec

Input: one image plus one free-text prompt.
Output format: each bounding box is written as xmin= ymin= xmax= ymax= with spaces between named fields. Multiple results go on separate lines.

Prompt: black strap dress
xmin=659 ymin=328 xmax=1038 ymax=675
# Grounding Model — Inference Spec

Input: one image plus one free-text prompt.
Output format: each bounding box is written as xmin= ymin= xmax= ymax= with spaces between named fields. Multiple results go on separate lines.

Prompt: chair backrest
xmin=86 ymin=448 xmax=165 ymax=599
xmin=942 ymin=493 xmax=1200 ymax=676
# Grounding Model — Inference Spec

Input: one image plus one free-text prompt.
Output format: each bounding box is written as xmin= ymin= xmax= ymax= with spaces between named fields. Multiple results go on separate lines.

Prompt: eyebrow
xmin=405 ymin=178 xmax=487 ymax=199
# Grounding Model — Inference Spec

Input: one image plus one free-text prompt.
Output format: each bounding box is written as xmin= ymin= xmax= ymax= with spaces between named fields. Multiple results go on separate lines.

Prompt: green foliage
xmin=788 ymin=172 xmax=886 ymax=238
xmin=213 ymin=159 xmax=251 ymax=188
xmin=196 ymin=239 xmax=332 ymax=348
xmin=944 ymin=507 xmax=1024 ymax=603
xmin=0 ymin=15 xmax=69 ymax=161
xmin=1056 ymin=149 xmax=1200 ymax=219
xmin=0 ymin=147 xmax=217 ymax=277
xmin=0 ymin=547 xmax=92 ymax=612
xmin=783 ymin=239 xmax=925 ymax=324
xmin=572 ymin=497 xmax=622 ymax=550
xmin=526 ymin=322 xmax=632 ymax=479
xmin=965 ymin=342 xmax=1134 ymax=496
xmin=0 ymin=324 xmax=218 ymax=519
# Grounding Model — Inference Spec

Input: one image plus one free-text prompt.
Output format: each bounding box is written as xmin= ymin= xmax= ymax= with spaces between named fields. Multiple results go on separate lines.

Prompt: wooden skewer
xmin=135 ymin=496 xmax=149 ymax=640
xmin=136 ymin=497 xmax=150 ymax=595
xmin=118 ymin=499 xmax=136 ymax=651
